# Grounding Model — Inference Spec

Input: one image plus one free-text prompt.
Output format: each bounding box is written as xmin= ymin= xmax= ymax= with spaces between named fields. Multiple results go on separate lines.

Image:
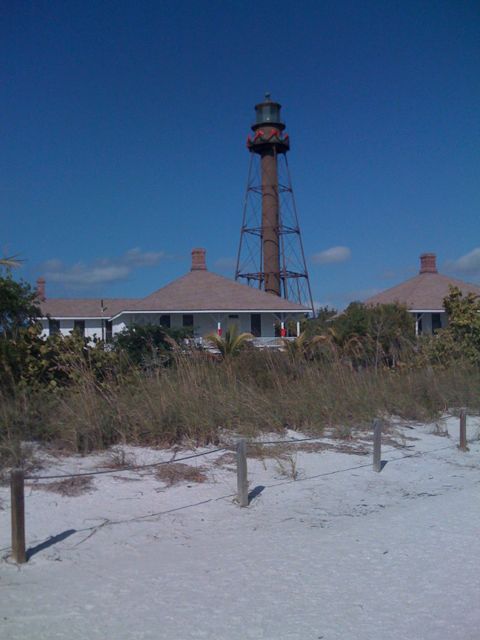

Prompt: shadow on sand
xmin=27 ymin=529 xmax=77 ymax=560
xmin=248 ymin=485 xmax=265 ymax=504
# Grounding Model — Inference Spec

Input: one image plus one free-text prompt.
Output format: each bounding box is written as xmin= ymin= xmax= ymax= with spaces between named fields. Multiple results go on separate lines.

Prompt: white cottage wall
xmin=40 ymin=311 xmax=304 ymax=341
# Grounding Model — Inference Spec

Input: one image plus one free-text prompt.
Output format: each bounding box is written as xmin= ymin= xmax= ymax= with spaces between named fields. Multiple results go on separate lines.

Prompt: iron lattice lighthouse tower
xmin=235 ymin=94 xmax=314 ymax=313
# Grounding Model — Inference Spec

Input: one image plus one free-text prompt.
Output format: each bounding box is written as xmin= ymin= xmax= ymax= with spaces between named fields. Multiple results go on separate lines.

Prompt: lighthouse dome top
xmin=252 ymin=93 xmax=285 ymax=130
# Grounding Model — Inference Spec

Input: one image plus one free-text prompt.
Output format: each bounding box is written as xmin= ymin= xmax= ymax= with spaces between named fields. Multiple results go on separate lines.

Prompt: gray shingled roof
xmin=365 ymin=271 xmax=480 ymax=310
xmin=125 ymin=269 xmax=307 ymax=314
xmin=40 ymin=264 xmax=308 ymax=318
xmin=40 ymin=298 xmax=135 ymax=318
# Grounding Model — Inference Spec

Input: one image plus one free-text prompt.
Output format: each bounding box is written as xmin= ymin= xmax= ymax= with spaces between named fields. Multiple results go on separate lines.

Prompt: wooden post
xmin=373 ymin=418 xmax=382 ymax=472
xmin=459 ymin=408 xmax=469 ymax=452
xmin=11 ymin=468 xmax=26 ymax=563
xmin=236 ymin=439 xmax=248 ymax=507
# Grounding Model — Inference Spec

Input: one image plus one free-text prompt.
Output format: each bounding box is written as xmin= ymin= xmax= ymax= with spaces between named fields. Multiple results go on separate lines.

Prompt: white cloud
xmin=124 ymin=247 xmax=165 ymax=267
xmin=448 ymin=248 xmax=480 ymax=276
xmin=312 ymin=246 xmax=351 ymax=265
xmin=42 ymin=248 xmax=165 ymax=289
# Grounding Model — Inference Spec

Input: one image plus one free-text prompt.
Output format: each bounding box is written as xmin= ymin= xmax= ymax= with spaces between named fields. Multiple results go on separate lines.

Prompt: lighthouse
xmin=235 ymin=94 xmax=313 ymax=312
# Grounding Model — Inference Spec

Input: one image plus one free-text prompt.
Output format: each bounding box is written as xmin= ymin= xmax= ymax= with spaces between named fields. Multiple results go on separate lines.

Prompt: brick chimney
xmin=191 ymin=248 xmax=207 ymax=271
xmin=36 ymin=277 xmax=46 ymax=301
xmin=419 ymin=253 xmax=437 ymax=274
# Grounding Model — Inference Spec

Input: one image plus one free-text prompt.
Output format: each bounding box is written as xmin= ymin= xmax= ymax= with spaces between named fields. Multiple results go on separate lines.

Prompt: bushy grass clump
xmin=1 ymin=349 xmax=479 ymax=468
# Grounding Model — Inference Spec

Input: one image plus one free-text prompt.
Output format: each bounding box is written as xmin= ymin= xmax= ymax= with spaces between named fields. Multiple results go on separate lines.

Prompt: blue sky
xmin=2 ymin=0 xmax=479 ymax=309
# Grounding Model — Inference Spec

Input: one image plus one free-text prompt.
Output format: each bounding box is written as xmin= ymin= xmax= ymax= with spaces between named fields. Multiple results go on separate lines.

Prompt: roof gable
xmin=366 ymin=272 xmax=480 ymax=310
xmin=128 ymin=269 xmax=307 ymax=313
xmin=39 ymin=267 xmax=308 ymax=318
xmin=40 ymin=298 xmax=135 ymax=318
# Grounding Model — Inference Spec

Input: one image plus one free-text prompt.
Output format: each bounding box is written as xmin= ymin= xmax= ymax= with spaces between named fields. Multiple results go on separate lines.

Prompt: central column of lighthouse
xmin=261 ymin=147 xmax=281 ymax=295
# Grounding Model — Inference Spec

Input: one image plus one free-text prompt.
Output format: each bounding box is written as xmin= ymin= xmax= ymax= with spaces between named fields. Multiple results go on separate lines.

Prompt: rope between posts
xmin=300 ymin=443 xmax=460 ymax=479
xmin=5 ymin=439 xmax=465 ymax=562
xmin=246 ymin=436 xmax=332 ymax=446
xmin=24 ymin=447 xmax=226 ymax=481
xmin=24 ymin=439 xmax=461 ymax=482
xmin=245 ymin=443 xmax=461 ymax=489
xmin=385 ymin=442 xmax=458 ymax=460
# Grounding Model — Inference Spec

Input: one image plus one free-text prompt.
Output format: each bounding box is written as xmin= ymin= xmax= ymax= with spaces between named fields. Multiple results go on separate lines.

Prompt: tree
xmin=302 ymin=306 xmax=337 ymax=338
xmin=206 ymin=325 xmax=253 ymax=359
xmin=282 ymin=331 xmax=334 ymax=363
xmin=0 ymin=275 xmax=41 ymax=339
xmin=0 ymin=274 xmax=43 ymax=388
xmin=321 ymin=302 xmax=415 ymax=368
xmin=366 ymin=303 xmax=416 ymax=369
xmin=422 ymin=287 xmax=480 ymax=365
xmin=114 ymin=324 xmax=186 ymax=367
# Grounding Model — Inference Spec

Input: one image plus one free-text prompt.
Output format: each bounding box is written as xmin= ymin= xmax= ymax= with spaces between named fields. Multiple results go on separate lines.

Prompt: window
xmin=160 ymin=315 xmax=171 ymax=329
xmin=250 ymin=313 xmax=261 ymax=337
xmin=431 ymin=313 xmax=442 ymax=334
xmin=105 ymin=320 xmax=113 ymax=343
xmin=182 ymin=314 xmax=194 ymax=328
xmin=49 ymin=319 xmax=60 ymax=335
xmin=73 ymin=320 xmax=85 ymax=337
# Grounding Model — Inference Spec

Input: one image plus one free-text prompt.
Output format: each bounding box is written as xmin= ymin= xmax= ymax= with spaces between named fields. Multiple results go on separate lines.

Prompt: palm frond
xmin=205 ymin=325 xmax=253 ymax=358
xmin=0 ymin=254 xmax=23 ymax=269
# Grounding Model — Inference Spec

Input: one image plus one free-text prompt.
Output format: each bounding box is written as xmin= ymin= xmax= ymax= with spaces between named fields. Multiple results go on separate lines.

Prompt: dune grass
xmin=1 ymin=349 xmax=479 ymax=468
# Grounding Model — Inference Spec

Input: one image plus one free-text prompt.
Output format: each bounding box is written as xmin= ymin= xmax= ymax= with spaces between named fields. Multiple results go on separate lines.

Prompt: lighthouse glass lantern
xmin=254 ymin=93 xmax=283 ymax=127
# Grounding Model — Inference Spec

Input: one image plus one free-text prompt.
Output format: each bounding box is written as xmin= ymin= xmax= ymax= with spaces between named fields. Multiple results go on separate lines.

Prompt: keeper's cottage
xmin=365 ymin=253 xmax=480 ymax=335
xmin=38 ymin=248 xmax=307 ymax=343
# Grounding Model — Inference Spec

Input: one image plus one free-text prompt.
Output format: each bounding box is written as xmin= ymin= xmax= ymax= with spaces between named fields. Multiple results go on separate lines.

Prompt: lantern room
xmin=252 ymin=93 xmax=285 ymax=131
